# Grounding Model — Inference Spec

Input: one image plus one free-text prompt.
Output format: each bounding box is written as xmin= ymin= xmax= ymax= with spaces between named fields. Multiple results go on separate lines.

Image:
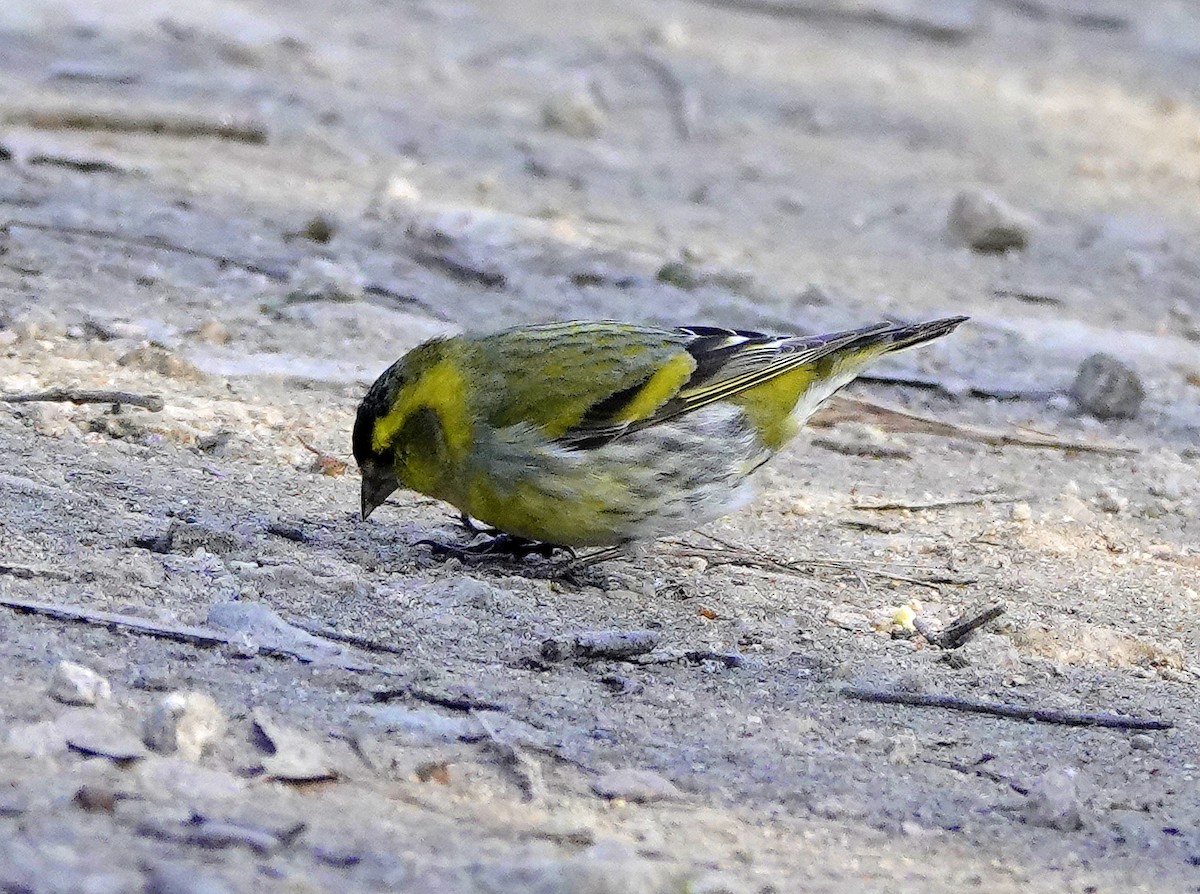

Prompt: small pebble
xmin=645 ymin=20 xmax=687 ymax=47
xmin=65 ymin=716 xmax=148 ymax=762
xmin=1022 ymin=769 xmax=1084 ymax=832
xmin=118 ymin=344 xmax=205 ymax=382
xmin=826 ymin=606 xmax=872 ymax=632
xmin=1095 ymin=487 xmax=1128 ymax=514
xmin=1010 ymin=501 xmax=1032 ymax=523
xmin=143 ymin=692 xmax=226 ymax=760
xmin=542 ymin=92 xmax=605 ymax=138
xmin=591 ymin=768 xmax=680 ymax=803
xmin=73 ymin=784 xmax=118 ymax=812
xmin=1130 ymin=734 xmax=1154 ymax=752
xmin=947 ymin=188 xmax=1033 ymax=252
xmin=192 ymin=319 xmax=231 ymax=345
xmin=854 ymin=728 xmax=884 ymax=746
xmin=885 ymin=731 xmax=920 ymax=765
xmin=1069 ymin=353 xmax=1144 ymax=420
xmin=49 ymin=661 xmax=111 ymax=706
xmin=383 ymin=175 xmax=421 ymax=205
xmin=294 ymin=214 xmax=336 ymax=244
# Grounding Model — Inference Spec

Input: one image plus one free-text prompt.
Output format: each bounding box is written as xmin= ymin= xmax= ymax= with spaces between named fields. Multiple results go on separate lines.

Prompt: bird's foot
xmin=418 ymin=532 xmax=574 ymax=562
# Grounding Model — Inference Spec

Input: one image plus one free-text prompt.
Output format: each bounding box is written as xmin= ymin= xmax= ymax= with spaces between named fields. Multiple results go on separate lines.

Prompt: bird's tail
xmin=771 ymin=315 xmax=968 ymax=434
xmin=814 ymin=316 xmax=969 ymax=360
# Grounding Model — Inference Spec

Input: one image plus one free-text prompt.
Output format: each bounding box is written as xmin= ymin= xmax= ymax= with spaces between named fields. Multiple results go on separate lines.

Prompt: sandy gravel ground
xmin=1 ymin=1 xmax=1198 ymax=892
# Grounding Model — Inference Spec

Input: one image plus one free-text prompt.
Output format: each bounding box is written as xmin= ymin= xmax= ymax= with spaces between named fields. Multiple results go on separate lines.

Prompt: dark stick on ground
xmin=8 ymin=106 xmax=268 ymax=143
xmin=286 ymin=617 xmax=407 ymax=656
xmin=851 ymin=496 xmax=1028 ymax=512
xmin=3 ymin=220 xmax=446 ymax=320
xmin=0 ymin=564 xmax=73 ymax=581
xmin=924 ymin=756 xmax=1030 ymax=795
xmin=0 ymin=387 xmax=165 ymax=412
xmin=5 ymin=219 xmax=291 ymax=279
xmin=843 ymin=687 xmax=1172 ymax=731
xmin=931 ymin=603 xmax=1006 ymax=649
xmin=0 ymin=596 xmax=404 ymax=676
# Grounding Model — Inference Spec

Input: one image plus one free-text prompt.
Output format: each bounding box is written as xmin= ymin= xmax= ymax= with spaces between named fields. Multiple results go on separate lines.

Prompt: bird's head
xmin=352 ymin=338 xmax=464 ymax=520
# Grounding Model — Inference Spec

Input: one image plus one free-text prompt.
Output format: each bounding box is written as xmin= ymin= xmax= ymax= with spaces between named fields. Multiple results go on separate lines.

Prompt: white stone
xmin=49 ymin=662 xmax=111 ymax=706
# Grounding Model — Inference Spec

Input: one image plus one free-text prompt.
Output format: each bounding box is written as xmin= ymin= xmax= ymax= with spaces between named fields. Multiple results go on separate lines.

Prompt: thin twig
xmin=411 ymin=248 xmax=505 ymax=289
xmin=0 ymin=563 xmax=73 ymax=581
xmin=666 ymin=539 xmax=969 ymax=591
xmin=923 ymin=756 xmax=1029 ymax=795
xmin=0 ymin=596 xmax=404 ymax=676
xmin=4 ymin=219 xmax=445 ymax=319
xmin=411 ymin=689 xmax=510 ymax=713
xmin=5 ymin=219 xmax=290 ymax=279
xmin=851 ymin=495 xmax=1027 ymax=512
xmin=814 ymin=395 xmax=1139 ymax=455
xmin=687 ymin=0 xmax=976 ymax=42
xmin=472 ymin=710 xmax=547 ymax=803
xmin=931 ymin=604 xmax=1006 ymax=649
xmin=285 ymin=617 xmax=407 ymax=656
xmin=7 ymin=106 xmax=268 ymax=143
xmin=626 ymin=49 xmax=697 ymax=140
xmin=843 ymin=687 xmax=1172 ymax=730
xmin=0 ymin=387 xmax=164 ymax=412
xmin=857 ymin=371 xmax=1058 ymax=403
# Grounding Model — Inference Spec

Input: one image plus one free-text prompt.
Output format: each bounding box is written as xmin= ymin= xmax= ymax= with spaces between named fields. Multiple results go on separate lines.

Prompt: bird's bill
xmin=360 ymin=467 xmax=399 ymax=520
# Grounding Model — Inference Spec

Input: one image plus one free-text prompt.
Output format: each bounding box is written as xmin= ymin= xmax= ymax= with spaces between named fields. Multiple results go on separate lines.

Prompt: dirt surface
xmin=1 ymin=1 xmax=1199 ymax=891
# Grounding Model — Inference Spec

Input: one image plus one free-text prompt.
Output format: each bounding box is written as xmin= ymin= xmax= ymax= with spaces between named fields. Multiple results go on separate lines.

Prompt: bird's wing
xmin=474 ymin=318 xmax=964 ymax=450
xmin=469 ymin=321 xmax=695 ymax=441
xmin=558 ymin=324 xmax=895 ymax=447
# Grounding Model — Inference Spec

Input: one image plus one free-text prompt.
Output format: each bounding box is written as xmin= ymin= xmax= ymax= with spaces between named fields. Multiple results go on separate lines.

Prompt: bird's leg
xmin=454 ymin=512 xmax=500 ymax=537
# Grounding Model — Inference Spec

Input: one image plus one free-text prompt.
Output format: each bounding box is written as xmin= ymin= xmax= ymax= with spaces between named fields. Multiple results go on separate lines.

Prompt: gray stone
xmin=591 ymin=768 xmax=681 ymax=803
xmin=206 ymin=600 xmax=343 ymax=658
xmin=64 ymin=714 xmax=148 ymax=762
xmin=947 ymin=188 xmax=1033 ymax=252
xmin=1022 ymin=768 xmax=1085 ymax=832
xmin=1069 ymin=353 xmax=1144 ymax=420
xmin=359 ymin=705 xmax=475 ymax=742
xmin=252 ymin=709 xmax=338 ymax=781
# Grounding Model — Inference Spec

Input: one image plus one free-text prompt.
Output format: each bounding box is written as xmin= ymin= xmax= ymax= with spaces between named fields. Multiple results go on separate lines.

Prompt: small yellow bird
xmin=354 ymin=317 xmax=966 ymax=550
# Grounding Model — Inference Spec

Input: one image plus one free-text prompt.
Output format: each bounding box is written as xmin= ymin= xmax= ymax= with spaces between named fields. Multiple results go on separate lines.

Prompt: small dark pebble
xmin=291 ymin=215 xmax=336 ymax=244
xmin=598 ymin=674 xmax=643 ymax=695
xmin=684 ymin=650 xmax=747 ymax=668
xmin=132 ymin=532 xmax=172 ymax=553
xmin=73 ymin=784 xmax=118 ymax=812
xmin=196 ymin=432 xmax=232 ymax=454
xmin=266 ymin=522 xmax=307 ymax=543
xmin=313 ymin=846 xmax=362 ymax=868
xmin=656 ymin=260 xmax=700 ymax=290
